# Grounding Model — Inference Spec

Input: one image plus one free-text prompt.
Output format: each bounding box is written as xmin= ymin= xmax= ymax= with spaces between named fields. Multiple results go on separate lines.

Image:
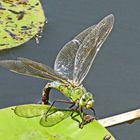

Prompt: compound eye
xmin=82 ymin=98 xmax=86 ymax=102
xmin=86 ymin=100 xmax=94 ymax=109
xmin=88 ymin=100 xmax=94 ymax=104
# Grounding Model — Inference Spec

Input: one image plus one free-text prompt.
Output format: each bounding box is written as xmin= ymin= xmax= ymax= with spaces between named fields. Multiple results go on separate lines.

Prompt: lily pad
xmin=0 ymin=0 xmax=46 ymax=50
xmin=0 ymin=104 xmax=116 ymax=140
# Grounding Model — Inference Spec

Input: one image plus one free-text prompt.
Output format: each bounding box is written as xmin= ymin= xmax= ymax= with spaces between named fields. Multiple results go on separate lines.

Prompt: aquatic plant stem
xmin=98 ymin=109 xmax=140 ymax=127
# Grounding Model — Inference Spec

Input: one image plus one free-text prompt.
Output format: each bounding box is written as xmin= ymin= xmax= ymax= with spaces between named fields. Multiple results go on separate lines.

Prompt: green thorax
xmin=49 ymin=81 xmax=86 ymax=102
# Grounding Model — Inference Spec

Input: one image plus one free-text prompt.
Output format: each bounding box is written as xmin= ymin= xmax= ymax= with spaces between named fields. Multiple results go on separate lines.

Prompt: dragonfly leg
xmin=71 ymin=111 xmax=81 ymax=125
xmin=90 ymin=107 xmax=97 ymax=118
xmin=79 ymin=115 xmax=94 ymax=128
xmin=45 ymin=99 xmax=74 ymax=116
xmin=79 ymin=107 xmax=84 ymax=120
xmin=45 ymin=108 xmax=75 ymax=119
xmin=69 ymin=103 xmax=76 ymax=108
xmin=79 ymin=107 xmax=94 ymax=128
xmin=42 ymin=83 xmax=52 ymax=104
xmin=70 ymin=107 xmax=94 ymax=129
xmin=70 ymin=106 xmax=85 ymax=128
xmin=45 ymin=110 xmax=58 ymax=120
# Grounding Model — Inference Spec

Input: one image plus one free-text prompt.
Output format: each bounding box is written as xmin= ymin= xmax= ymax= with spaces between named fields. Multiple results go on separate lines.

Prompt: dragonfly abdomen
xmin=49 ymin=81 xmax=73 ymax=99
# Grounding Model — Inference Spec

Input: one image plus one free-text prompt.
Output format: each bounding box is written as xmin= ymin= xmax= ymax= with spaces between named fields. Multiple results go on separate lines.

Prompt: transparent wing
xmin=14 ymin=104 xmax=58 ymax=118
xmin=73 ymin=14 xmax=114 ymax=84
xmin=18 ymin=57 xmax=67 ymax=82
xmin=14 ymin=104 xmax=71 ymax=127
xmin=54 ymin=25 xmax=95 ymax=80
xmin=0 ymin=57 xmax=66 ymax=82
xmin=40 ymin=109 xmax=71 ymax=127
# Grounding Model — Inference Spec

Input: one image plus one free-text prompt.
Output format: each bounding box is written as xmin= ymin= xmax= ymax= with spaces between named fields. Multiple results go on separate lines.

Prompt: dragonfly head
xmin=79 ymin=92 xmax=94 ymax=109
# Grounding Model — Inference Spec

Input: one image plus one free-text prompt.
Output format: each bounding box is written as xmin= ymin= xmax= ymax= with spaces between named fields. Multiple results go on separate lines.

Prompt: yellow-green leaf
xmin=0 ymin=105 xmax=116 ymax=140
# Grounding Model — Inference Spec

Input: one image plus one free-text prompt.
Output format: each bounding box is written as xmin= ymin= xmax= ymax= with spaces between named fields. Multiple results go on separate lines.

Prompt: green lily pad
xmin=0 ymin=104 xmax=116 ymax=140
xmin=0 ymin=0 xmax=46 ymax=50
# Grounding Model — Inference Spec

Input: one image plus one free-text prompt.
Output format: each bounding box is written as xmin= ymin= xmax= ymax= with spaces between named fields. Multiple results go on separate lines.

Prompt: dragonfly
xmin=0 ymin=14 xmax=114 ymax=127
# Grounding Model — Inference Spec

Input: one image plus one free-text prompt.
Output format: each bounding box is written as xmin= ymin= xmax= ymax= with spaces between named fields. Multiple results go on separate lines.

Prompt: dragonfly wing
xmin=14 ymin=104 xmax=58 ymax=118
xmin=18 ymin=57 xmax=67 ymax=83
xmin=73 ymin=14 xmax=114 ymax=84
xmin=54 ymin=25 xmax=95 ymax=80
xmin=0 ymin=58 xmax=66 ymax=82
xmin=40 ymin=110 xmax=71 ymax=127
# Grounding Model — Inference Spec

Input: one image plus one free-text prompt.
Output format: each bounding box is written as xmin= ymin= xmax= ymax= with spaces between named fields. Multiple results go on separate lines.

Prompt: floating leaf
xmin=0 ymin=0 xmax=46 ymax=50
xmin=0 ymin=105 xmax=116 ymax=140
